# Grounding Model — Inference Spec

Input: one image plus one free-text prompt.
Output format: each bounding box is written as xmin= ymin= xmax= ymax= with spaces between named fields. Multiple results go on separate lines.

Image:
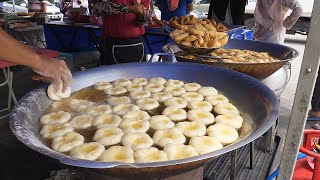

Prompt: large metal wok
xmin=10 ymin=55 xmax=279 ymax=179
xmin=164 ymin=39 xmax=298 ymax=80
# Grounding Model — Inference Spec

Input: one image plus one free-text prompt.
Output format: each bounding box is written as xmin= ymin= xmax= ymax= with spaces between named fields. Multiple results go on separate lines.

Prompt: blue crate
xmin=228 ymin=29 xmax=254 ymax=40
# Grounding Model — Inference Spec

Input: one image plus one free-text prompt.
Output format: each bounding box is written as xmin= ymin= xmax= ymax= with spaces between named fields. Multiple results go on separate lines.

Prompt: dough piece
xmin=69 ymin=142 xmax=105 ymax=161
xmin=180 ymin=92 xmax=204 ymax=102
xmin=112 ymin=78 xmax=131 ymax=87
xmin=189 ymin=136 xmax=223 ymax=155
xmin=196 ymin=87 xmax=218 ymax=97
xmin=69 ymin=114 xmax=93 ymax=130
xmin=99 ymin=146 xmax=134 ymax=163
xmin=122 ymin=133 xmax=153 ymax=151
xmin=207 ymin=123 xmax=239 ymax=145
xmin=163 ymin=97 xmax=188 ymax=108
xmin=151 ymin=92 xmax=173 ymax=102
xmin=132 ymin=78 xmax=148 ymax=86
xmin=93 ymin=82 xmax=112 ymax=91
xmin=205 ymin=94 xmax=229 ymax=106
xmin=215 ymin=114 xmax=243 ymax=130
xmin=149 ymin=115 xmax=175 ymax=131
xmin=40 ymin=123 xmax=73 ymax=139
xmin=68 ymin=99 xmax=95 ymax=112
xmin=134 ymin=147 xmax=168 ymax=163
xmin=123 ymin=110 xmax=150 ymax=121
xmin=93 ymin=127 xmax=124 ymax=146
xmin=86 ymin=105 xmax=112 ymax=117
xmin=153 ymin=128 xmax=186 ymax=148
xmin=112 ymin=104 xmax=140 ymax=116
xmin=164 ymin=144 xmax=198 ymax=160
xmin=187 ymin=109 xmax=215 ymax=125
xmin=107 ymin=96 xmax=131 ymax=107
xmin=125 ymin=83 xmax=143 ymax=92
xmin=214 ymin=103 xmax=240 ymax=115
xmin=144 ymin=83 xmax=165 ymax=93
xmin=47 ymin=81 xmax=71 ymax=100
xmin=120 ymin=119 xmax=149 ymax=133
xmin=136 ymin=98 xmax=160 ymax=111
xmin=149 ymin=77 xmax=166 ymax=85
xmin=163 ymin=86 xmax=186 ymax=96
xmin=187 ymin=101 xmax=213 ymax=112
xmin=93 ymin=114 xmax=122 ymax=128
xmin=162 ymin=107 xmax=187 ymax=122
xmin=129 ymin=90 xmax=152 ymax=100
xmin=104 ymin=86 xmax=127 ymax=95
xmin=175 ymin=121 xmax=206 ymax=138
xmin=52 ymin=132 xmax=84 ymax=153
xmin=183 ymin=83 xmax=201 ymax=92
xmin=165 ymin=79 xmax=184 ymax=87
xmin=40 ymin=111 xmax=71 ymax=125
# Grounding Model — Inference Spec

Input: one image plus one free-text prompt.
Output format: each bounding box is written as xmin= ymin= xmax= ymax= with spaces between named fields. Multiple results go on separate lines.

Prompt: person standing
xmin=254 ymin=0 xmax=303 ymax=44
xmin=155 ymin=0 xmax=194 ymax=21
xmin=93 ymin=0 xmax=150 ymax=65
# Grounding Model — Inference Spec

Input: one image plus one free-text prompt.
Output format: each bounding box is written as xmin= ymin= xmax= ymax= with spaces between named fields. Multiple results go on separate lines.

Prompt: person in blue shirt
xmin=155 ymin=0 xmax=194 ymax=21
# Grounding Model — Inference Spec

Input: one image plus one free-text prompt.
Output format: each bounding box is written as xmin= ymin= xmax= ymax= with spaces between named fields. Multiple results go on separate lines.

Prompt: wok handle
xmin=59 ymin=157 xmax=138 ymax=168
xmin=150 ymin=53 xmax=177 ymax=63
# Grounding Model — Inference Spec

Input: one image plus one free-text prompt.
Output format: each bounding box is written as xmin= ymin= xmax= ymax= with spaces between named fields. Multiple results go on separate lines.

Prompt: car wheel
xmin=244 ymin=17 xmax=255 ymax=31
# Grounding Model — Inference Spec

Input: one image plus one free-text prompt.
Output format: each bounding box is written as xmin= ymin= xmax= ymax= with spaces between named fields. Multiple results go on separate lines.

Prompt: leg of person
xmin=310 ymin=70 xmax=320 ymax=121
xmin=229 ymin=0 xmax=247 ymax=25
xmin=211 ymin=0 xmax=230 ymax=21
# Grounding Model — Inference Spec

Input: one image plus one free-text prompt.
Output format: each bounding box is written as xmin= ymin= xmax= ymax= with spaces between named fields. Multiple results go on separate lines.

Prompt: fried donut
xmin=217 ymin=23 xmax=228 ymax=32
xmin=187 ymin=15 xmax=196 ymax=25
xmin=180 ymin=16 xmax=190 ymax=25
xmin=169 ymin=16 xmax=178 ymax=23
xmin=210 ymin=19 xmax=217 ymax=26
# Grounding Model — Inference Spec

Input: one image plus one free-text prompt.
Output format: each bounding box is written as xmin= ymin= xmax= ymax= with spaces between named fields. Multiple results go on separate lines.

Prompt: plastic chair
xmin=0 ymin=61 xmax=17 ymax=119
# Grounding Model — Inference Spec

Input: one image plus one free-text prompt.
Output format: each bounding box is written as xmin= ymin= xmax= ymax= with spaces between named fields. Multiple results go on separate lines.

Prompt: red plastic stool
xmin=298 ymin=129 xmax=320 ymax=180
xmin=0 ymin=60 xmax=17 ymax=119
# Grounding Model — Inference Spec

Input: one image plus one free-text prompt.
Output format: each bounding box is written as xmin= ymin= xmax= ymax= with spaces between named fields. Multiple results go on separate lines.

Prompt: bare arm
xmin=0 ymin=28 xmax=72 ymax=91
xmin=282 ymin=0 xmax=303 ymax=29
xmin=187 ymin=2 xmax=194 ymax=14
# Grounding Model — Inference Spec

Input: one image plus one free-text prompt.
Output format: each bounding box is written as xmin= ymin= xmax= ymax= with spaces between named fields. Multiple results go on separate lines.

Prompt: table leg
xmin=250 ymin=141 xmax=254 ymax=169
xmin=263 ymin=123 xmax=276 ymax=153
xmin=143 ymin=34 xmax=154 ymax=55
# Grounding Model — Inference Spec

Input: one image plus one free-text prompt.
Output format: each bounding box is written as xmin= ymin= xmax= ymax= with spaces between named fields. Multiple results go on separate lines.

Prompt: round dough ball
xmin=151 ymin=92 xmax=173 ymax=102
xmin=47 ymin=83 xmax=61 ymax=101
xmin=52 ymin=132 xmax=84 ymax=153
xmin=129 ymin=90 xmax=152 ymax=100
xmin=69 ymin=114 xmax=93 ymax=130
xmin=149 ymin=115 xmax=175 ymax=131
xmin=214 ymin=103 xmax=240 ymax=115
xmin=165 ymin=79 xmax=184 ymax=87
xmin=163 ymin=97 xmax=187 ymax=108
xmin=86 ymin=105 xmax=112 ymax=117
xmin=144 ymin=83 xmax=165 ymax=93
xmin=94 ymin=82 xmax=112 ymax=91
xmin=205 ymin=95 xmax=229 ymax=106
xmin=123 ymin=110 xmax=150 ymax=121
xmin=175 ymin=121 xmax=206 ymax=138
xmin=136 ymin=98 xmax=160 ymax=111
xmin=120 ymin=119 xmax=149 ymax=133
xmin=215 ymin=114 xmax=243 ymax=130
xmin=163 ymin=86 xmax=186 ymax=96
xmin=187 ymin=101 xmax=213 ymax=112
xmin=112 ymin=78 xmax=131 ymax=87
xmin=104 ymin=86 xmax=127 ymax=95
xmin=164 ymin=144 xmax=198 ymax=160
xmin=107 ymin=96 xmax=131 ymax=107
xmin=189 ymin=136 xmax=223 ymax=155
xmin=40 ymin=111 xmax=71 ymax=125
xmin=122 ymin=132 xmax=153 ymax=151
xmin=47 ymin=81 xmax=71 ymax=100
xmin=162 ymin=107 xmax=187 ymax=122
xmin=180 ymin=92 xmax=204 ymax=102
xmin=125 ymin=83 xmax=143 ymax=92
xmin=207 ymin=123 xmax=239 ymax=145
xmin=131 ymin=78 xmax=148 ymax=86
xmin=197 ymin=87 xmax=218 ymax=97
xmin=99 ymin=146 xmax=134 ymax=163
xmin=187 ymin=109 xmax=215 ymax=125
xmin=68 ymin=99 xmax=95 ymax=112
xmin=153 ymin=128 xmax=186 ymax=148
xmin=69 ymin=142 xmax=105 ymax=161
xmin=93 ymin=127 xmax=124 ymax=146
xmin=112 ymin=104 xmax=140 ymax=116
xmin=134 ymin=147 xmax=168 ymax=163
xmin=149 ymin=77 xmax=166 ymax=85
xmin=40 ymin=123 xmax=74 ymax=139
xmin=183 ymin=83 xmax=201 ymax=92
xmin=93 ymin=114 xmax=122 ymax=128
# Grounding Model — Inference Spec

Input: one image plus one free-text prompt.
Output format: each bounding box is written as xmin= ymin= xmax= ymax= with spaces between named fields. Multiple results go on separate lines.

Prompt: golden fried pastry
xmin=131 ymin=78 xmax=148 ymax=86
xmin=122 ymin=132 xmax=153 ymax=151
xmin=183 ymin=83 xmax=201 ymax=92
xmin=52 ymin=132 xmax=84 ymax=153
xmin=214 ymin=103 xmax=240 ymax=115
xmin=163 ymin=86 xmax=186 ymax=96
xmin=151 ymin=92 xmax=173 ymax=102
xmin=135 ymin=147 xmax=168 ymax=163
xmin=93 ymin=114 xmax=122 ymax=128
xmin=94 ymin=82 xmax=112 ymax=91
xmin=112 ymin=78 xmax=131 ymax=87
xmin=112 ymin=104 xmax=139 ymax=116
xmin=104 ymin=86 xmax=127 ymax=95
xmin=162 ymin=106 xmax=187 ymax=122
xmin=205 ymin=94 xmax=229 ymax=106
xmin=183 ymin=35 xmax=197 ymax=42
xmin=70 ymin=142 xmax=105 ymax=161
xmin=86 ymin=105 xmax=112 ymax=117
xmin=189 ymin=136 xmax=223 ymax=155
xmin=123 ymin=110 xmax=150 ymax=121
xmin=187 ymin=109 xmax=215 ymax=125
xmin=125 ymin=83 xmax=143 ymax=92
xmin=187 ymin=100 xmax=213 ymax=112
xmin=120 ymin=119 xmax=149 ymax=133
xmin=99 ymin=146 xmax=134 ymax=163
xmin=149 ymin=115 xmax=175 ymax=131
xmin=153 ymin=128 xmax=186 ymax=148
xmin=164 ymin=144 xmax=198 ymax=160
xmin=175 ymin=121 xmax=206 ymax=138
xmin=69 ymin=115 xmax=93 ymax=130
xmin=180 ymin=41 xmax=193 ymax=46
xmin=217 ymin=23 xmax=228 ymax=32
xmin=180 ymin=16 xmax=190 ymax=25
xmin=180 ymin=92 xmax=204 ymax=102
xmin=129 ymin=90 xmax=152 ymax=100
xmin=215 ymin=114 xmax=243 ymax=130
xmin=68 ymin=99 xmax=95 ymax=112
xmin=93 ymin=127 xmax=124 ymax=146
xmin=144 ymin=83 xmax=165 ymax=93
xmin=197 ymin=87 xmax=218 ymax=97
xmin=149 ymin=77 xmax=166 ymax=85
xmin=107 ymin=96 xmax=131 ymax=107
xmin=174 ymin=33 xmax=189 ymax=42
xmin=164 ymin=97 xmax=188 ymax=108
xmin=136 ymin=98 xmax=160 ymax=111
xmin=40 ymin=123 xmax=73 ymax=139
xmin=207 ymin=123 xmax=239 ymax=145
xmin=40 ymin=111 xmax=71 ymax=125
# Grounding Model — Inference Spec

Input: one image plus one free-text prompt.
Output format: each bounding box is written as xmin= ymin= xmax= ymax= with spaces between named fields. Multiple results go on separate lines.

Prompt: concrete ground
xmin=0 ymin=33 xmax=316 ymax=179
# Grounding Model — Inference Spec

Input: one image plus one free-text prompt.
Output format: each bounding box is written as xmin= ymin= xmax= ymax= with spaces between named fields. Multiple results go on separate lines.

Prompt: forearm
xmin=283 ymin=0 xmax=303 ymax=29
xmin=187 ymin=3 xmax=194 ymax=14
xmin=93 ymin=0 xmax=128 ymax=15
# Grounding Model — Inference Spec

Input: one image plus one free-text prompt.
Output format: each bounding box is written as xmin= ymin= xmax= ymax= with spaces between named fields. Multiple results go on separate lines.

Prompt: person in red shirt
xmin=93 ymin=0 xmax=150 ymax=65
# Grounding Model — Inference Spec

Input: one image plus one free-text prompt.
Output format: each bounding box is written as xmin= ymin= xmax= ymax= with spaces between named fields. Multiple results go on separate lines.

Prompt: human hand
xmin=127 ymin=4 xmax=146 ymax=16
xmin=33 ymin=58 xmax=72 ymax=92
